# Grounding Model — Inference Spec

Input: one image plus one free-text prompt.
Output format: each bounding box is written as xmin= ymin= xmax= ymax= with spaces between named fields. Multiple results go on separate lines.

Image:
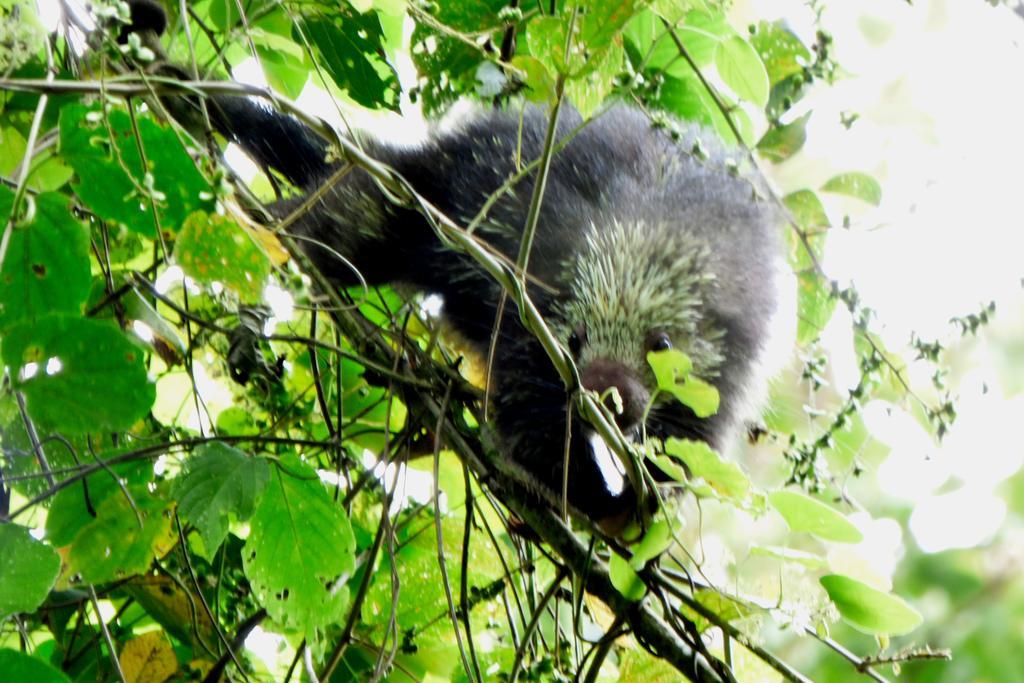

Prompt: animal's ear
xmin=119 ymin=0 xmax=167 ymax=42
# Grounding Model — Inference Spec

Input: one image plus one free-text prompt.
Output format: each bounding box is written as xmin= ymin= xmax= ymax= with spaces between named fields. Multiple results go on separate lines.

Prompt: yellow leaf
xmin=119 ymin=630 xmax=178 ymax=683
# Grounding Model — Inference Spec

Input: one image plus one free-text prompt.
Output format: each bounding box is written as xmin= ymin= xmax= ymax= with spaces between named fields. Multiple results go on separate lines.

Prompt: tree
xmin=3 ymin=0 xmax=1016 ymax=680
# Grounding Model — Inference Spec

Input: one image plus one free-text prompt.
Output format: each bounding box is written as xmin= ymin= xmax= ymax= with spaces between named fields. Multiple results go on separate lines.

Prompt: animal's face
xmin=556 ymin=220 xmax=724 ymax=433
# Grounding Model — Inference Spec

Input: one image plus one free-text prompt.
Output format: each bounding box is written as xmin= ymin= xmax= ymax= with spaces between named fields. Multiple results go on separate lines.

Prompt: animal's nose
xmin=579 ymin=359 xmax=650 ymax=429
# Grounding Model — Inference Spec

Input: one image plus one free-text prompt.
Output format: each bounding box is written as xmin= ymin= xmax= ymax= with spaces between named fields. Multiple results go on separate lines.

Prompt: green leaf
xmin=782 ymin=190 xmax=836 ymax=343
xmin=256 ymin=46 xmax=309 ymax=100
xmin=173 ymin=211 xmax=271 ymax=300
xmin=46 ymin=461 xmax=154 ymax=546
xmin=301 ymin=12 xmax=400 ymax=112
xmin=750 ymin=21 xmax=811 ymax=86
xmin=665 ymin=437 xmax=750 ymax=501
xmin=820 ymin=574 xmax=923 ymax=636
xmin=0 ymin=650 xmax=70 ymax=683
xmin=2 ymin=315 xmax=155 ymax=433
xmin=364 ymin=504 xmax=505 ymax=632
xmin=0 ymin=525 xmax=60 ymax=618
xmin=678 ymin=588 xmax=754 ymax=634
xmin=821 ymin=172 xmax=882 ymax=206
xmin=630 ymin=517 xmax=672 ymax=568
xmin=783 ymin=189 xmax=830 ymax=232
xmin=509 ymin=55 xmax=555 ymax=102
xmin=576 ymin=0 xmax=642 ymax=51
xmin=0 ymin=188 xmax=90 ymax=331
xmin=565 ymin=41 xmax=623 ymax=118
xmin=796 ymin=270 xmax=836 ymax=345
xmin=649 ymin=453 xmax=688 ymax=482
xmin=408 ymin=0 xmax=509 ymax=113
xmin=749 ymin=544 xmax=827 ymax=569
xmin=678 ymin=10 xmax=731 ymax=67
xmin=715 ymin=36 xmax=769 ymax=108
xmin=657 ymin=72 xmax=747 ymax=145
xmin=768 ymin=490 xmax=863 ymax=543
xmin=0 ymin=126 xmax=72 ymax=192
xmin=609 ymin=553 xmax=646 ymax=601
xmin=648 ymin=349 xmax=720 ymax=417
xmin=174 ymin=443 xmax=271 ymax=554
xmin=527 ymin=16 xmax=571 ymax=75
xmin=60 ymin=104 xmax=214 ymax=236
xmin=122 ymin=288 xmax=186 ymax=356
xmin=243 ymin=454 xmax=356 ymax=633
xmin=66 ymin=493 xmax=175 ymax=584
xmin=757 ymin=113 xmax=810 ymax=163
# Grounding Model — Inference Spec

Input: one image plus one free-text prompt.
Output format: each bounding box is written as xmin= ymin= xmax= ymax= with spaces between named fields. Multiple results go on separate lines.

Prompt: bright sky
xmin=743 ymin=0 xmax=1024 ymax=553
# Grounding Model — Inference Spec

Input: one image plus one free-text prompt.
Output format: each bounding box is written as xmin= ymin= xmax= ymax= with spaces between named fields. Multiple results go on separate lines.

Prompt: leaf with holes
xmin=174 ymin=211 xmax=271 ymax=300
xmin=60 ymin=104 xmax=213 ymax=236
xmin=750 ymin=21 xmax=810 ymax=86
xmin=242 ymin=454 xmax=356 ymax=633
xmin=0 ymin=188 xmax=90 ymax=332
xmin=1 ymin=315 xmax=155 ymax=433
xmin=0 ymin=524 xmax=60 ymax=618
xmin=301 ymin=12 xmax=400 ymax=112
xmin=174 ymin=442 xmax=270 ymax=553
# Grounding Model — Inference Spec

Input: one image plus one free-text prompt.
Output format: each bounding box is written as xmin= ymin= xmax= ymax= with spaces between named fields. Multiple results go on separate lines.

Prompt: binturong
xmin=122 ymin=1 xmax=792 ymax=536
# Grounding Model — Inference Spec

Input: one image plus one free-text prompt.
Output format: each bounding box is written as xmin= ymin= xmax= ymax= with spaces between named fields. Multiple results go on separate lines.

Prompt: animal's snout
xmin=580 ymin=359 xmax=650 ymax=430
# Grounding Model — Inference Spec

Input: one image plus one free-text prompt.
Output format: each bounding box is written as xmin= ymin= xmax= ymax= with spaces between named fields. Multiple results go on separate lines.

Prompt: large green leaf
xmin=173 ymin=211 xmax=272 ymax=300
xmin=2 ymin=315 xmax=155 ymax=433
xmin=768 ymin=490 xmax=863 ymax=543
xmin=0 ymin=650 xmax=70 ymax=683
xmin=242 ymin=454 xmax=356 ymax=633
xmin=60 ymin=104 xmax=213 ymax=236
xmin=820 ymin=574 xmax=923 ymax=636
xmin=0 ymin=188 xmax=90 ymax=331
xmin=715 ymin=36 xmax=770 ymax=108
xmin=679 ymin=10 xmax=732 ymax=67
xmin=0 ymin=524 xmax=60 ymax=618
xmin=174 ymin=442 xmax=271 ymax=553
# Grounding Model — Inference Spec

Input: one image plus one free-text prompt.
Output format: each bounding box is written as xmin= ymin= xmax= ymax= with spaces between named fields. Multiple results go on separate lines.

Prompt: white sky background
xmin=741 ymin=0 xmax=1024 ymax=553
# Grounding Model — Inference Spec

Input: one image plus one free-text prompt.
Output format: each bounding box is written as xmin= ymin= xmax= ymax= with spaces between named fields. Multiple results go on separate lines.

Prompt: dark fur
xmin=125 ymin=1 xmax=785 ymax=530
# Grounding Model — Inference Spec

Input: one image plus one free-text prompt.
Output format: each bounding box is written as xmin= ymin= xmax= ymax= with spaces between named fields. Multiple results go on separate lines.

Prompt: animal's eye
xmin=568 ymin=326 xmax=587 ymax=357
xmin=647 ymin=331 xmax=672 ymax=353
